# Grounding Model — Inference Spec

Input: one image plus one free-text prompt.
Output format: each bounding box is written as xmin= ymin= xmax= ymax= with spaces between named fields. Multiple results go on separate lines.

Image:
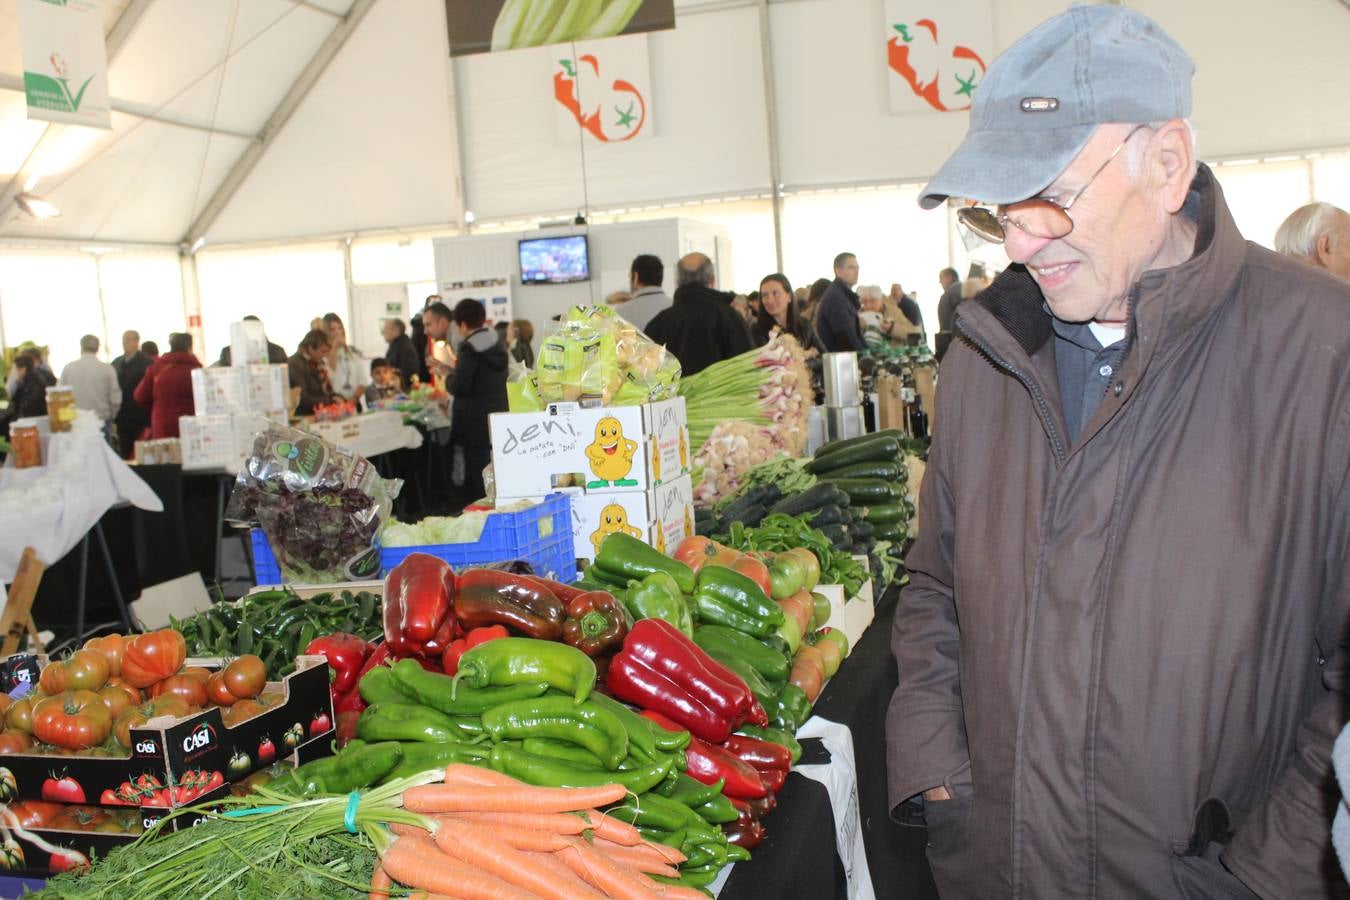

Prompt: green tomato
xmin=775 ymin=610 xmax=802 ymax=655
xmin=811 ymin=592 xmax=832 ymax=630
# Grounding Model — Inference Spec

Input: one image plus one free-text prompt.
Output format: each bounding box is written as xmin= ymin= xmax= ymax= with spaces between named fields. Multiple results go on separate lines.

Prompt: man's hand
xmin=923 ymin=786 xmax=952 ymax=802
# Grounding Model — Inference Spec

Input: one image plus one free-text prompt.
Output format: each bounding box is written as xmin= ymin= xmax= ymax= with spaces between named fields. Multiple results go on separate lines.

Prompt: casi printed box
xmin=489 ymin=397 xmax=690 ymax=496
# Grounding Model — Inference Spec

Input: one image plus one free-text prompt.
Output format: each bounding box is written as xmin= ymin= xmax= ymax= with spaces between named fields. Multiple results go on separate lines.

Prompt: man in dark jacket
xmin=645 ymin=253 xmax=753 ymax=376
xmin=887 ymin=7 xmax=1350 ymax=898
xmin=382 ymin=318 xmax=420 ymax=389
xmin=447 ymin=299 xmax=508 ymax=502
xmin=814 ymin=253 xmax=865 ymax=352
xmin=112 ymin=329 xmax=151 ymax=457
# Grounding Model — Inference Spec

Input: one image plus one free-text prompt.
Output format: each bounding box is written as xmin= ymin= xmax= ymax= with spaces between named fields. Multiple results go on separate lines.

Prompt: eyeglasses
xmin=957 ymin=125 xmax=1148 ymax=244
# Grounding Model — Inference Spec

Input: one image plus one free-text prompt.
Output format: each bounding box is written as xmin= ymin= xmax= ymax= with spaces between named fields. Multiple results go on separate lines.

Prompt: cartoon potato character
xmin=678 ymin=429 xmax=689 ymax=469
xmin=650 ymin=440 xmax=662 ymax=484
xmin=684 ymin=506 xmax=694 ymax=538
xmin=584 ymin=416 xmax=639 ymax=488
xmin=590 ymin=503 xmax=641 ymax=556
xmin=654 ymin=526 xmax=667 ymax=556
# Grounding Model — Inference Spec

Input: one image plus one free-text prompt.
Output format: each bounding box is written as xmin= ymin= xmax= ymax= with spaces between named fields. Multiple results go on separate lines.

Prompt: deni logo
xmin=134 ymin=738 xmax=158 ymax=754
xmin=183 ymin=723 xmax=215 ymax=753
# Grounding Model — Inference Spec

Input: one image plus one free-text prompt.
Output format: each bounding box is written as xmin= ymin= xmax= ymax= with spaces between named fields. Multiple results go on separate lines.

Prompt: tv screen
xmin=520 ymin=235 xmax=590 ymax=285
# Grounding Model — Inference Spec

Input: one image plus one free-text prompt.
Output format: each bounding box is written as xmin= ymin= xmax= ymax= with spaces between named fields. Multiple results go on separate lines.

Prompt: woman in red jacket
xmin=134 ymin=332 xmax=201 ymax=439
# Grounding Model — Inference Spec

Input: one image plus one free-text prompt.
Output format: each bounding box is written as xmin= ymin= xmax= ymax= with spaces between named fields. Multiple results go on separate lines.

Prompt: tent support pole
xmin=758 ymin=0 xmax=785 ymax=272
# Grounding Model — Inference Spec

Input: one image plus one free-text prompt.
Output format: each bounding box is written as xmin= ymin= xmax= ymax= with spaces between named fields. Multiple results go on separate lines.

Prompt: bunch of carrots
xmin=370 ymin=765 xmax=708 ymax=900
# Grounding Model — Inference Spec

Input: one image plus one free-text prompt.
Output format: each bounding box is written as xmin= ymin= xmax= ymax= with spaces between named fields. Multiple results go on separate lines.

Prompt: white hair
xmin=857 ymin=284 xmax=884 ymax=303
xmin=1122 ymin=119 xmax=1198 ymax=180
xmin=1274 ymin=202 xmax=1346 ymax=259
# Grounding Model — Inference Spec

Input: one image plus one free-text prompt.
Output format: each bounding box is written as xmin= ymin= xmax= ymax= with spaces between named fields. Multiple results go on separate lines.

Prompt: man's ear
xmin=1316 ymin=232 xmax=1335 ymax=268
xmin=1152 ymin=119 xmax=1194 ymax=215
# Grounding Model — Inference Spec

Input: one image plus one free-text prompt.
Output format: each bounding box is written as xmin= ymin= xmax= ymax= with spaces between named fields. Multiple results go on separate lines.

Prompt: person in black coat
xmin=112 ymin=330 xmax=151 ymax=458
xmin=409 ymin=293 xmax=440 ymax=384
xmin=645 ymin=253 xmax=754 ymax=376
xmin=1 ymin=352 xmax=49 ymax=441
xmin=814 ymin=252 xmax=866 ymax=352
xmin=447 ymin=299 xmax=509 ymax=502
xmin=382 ymin=318 xmax=421 ymax=388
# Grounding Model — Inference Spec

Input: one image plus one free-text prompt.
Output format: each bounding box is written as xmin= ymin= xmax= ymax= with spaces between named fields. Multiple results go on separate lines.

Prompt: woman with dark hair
xmin=134 ymin=332 xmax=200 ymax=439
xmin=751 ymin=274 xmax=813 ymax=347
xmin=322 ymin=312 xmax=364 ymax=402
xmin=510 ymin=319 xmax=535 ymax=368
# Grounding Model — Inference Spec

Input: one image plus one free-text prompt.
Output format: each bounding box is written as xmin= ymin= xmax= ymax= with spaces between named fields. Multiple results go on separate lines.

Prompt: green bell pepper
xmin=695 ymin=566 xmax=784 ymax=623
xmin=774 ymin=683 xmax=812 ymax=731
xmin=490 ymin=743 xmax=672 ymax=793
xmin=623 ymin=571 xmax=694 ymax=636
xmin=390 ymin=658 xmax=549 ymax=715
xmin=480 ymin=696 xmax=628 ymax=769
xmin=735 ymin=724 xmax=803 ymax=764
xmin=357 ymin=702 xmax=486 ymax=744
xmin=692 ymin=625 xmax=790 ymax=683
xmin=358 ymin=665 xmax=409 ymax=706
xmin=383 ymin=740 xmax=489 ymax=782
xmin=594 ymin=532 xmax=696 ymax=594
xmin=273 ymin=741 xmax=403 ymax=796
xmin=456 ymin=637 xmax=597 ymax=705
xmin=693 ymin=592 xmax=778 ymax=638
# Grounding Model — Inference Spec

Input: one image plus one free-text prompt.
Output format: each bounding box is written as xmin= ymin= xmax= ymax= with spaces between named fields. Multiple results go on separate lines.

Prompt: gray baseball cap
xmin=919 ymin=5 xmax=1195 ymax=210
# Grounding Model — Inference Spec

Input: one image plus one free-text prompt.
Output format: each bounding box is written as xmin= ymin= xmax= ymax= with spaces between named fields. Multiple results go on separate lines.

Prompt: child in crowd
xmin=364 ymin=358 xmax=403 ymax=407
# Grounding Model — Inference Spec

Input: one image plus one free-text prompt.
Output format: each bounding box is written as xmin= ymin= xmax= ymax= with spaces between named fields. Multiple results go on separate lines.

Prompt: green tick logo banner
xmin=553 ymin=33 xmax=652 ymax=143
xmin=17 ymin=0 xmax=111 ymax=129
xmin=884 ymin=0 xmax=991 ymax=114
xmin=445 ymin=0 xmax=675 ymax=57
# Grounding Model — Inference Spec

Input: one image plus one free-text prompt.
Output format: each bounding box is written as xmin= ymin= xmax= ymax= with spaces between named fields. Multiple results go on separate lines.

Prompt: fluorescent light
xmin=16 ymin=193 xmax=60 ymax=218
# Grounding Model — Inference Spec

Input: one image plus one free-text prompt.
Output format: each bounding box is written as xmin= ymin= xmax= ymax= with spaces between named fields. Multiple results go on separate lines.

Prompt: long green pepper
xmin=390 ymin=658 xmax=549 ymax=715
xmin=489 ymin=744 xmax=671 ymax=793
xmin=481 ymin=696 xmax=628 ymax=769
xmin=455 ymin=638 xmax=597 ymax=704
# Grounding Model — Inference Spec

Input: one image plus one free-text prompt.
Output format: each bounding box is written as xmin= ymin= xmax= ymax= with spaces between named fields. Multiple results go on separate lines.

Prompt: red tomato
xmin=466 ymin=625 xmax=510 ymax=648
xmin=257 ymin=736 xmax=276 ymax=763
xmin=441 ymin=638 xmax=468 ymax=676
xmin=4 ymin=697 xmax=37 ymax=735
xmin=0 ymin=730 xmax=32 ymax=754
xmin=82 ymin=633 xmax=127 ymax=677
xmin=181 ymin=666 xmax=213 ymax=685
xmin=731 ymin=557 xmax=773 ymax=598
xmin=41 ymin=774 xmax=86 ymax=804
xmin=673 ymin=536 xmax=722 ymax=574
xmin=120 ymin=630 xmax=187 ymax=689
xmin=48 ymin=848 xmax=90 ymax=873
xmin=38 ymin=649 xmax=110 ymax=695
xmin=97 ymin=683 xmax=137 ymax=720
xmin=309 ymin=711 xmax=332 ymax=737
xmin=149 ymin=674 xmax=208 ymax=708
xmin=9 ymin=800 xmax=62 ymax=828
xmin=223 ymin=655 xmax=267 ymax=701
xmin=206 ymin=671 xmax=237 ymax=707
xmin=32 ymin=691 xmax=112 ymax=750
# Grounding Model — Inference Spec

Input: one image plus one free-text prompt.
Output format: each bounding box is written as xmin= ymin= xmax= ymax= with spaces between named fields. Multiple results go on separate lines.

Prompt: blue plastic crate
xmin=250 ymin=493 xmax=577 ymax=585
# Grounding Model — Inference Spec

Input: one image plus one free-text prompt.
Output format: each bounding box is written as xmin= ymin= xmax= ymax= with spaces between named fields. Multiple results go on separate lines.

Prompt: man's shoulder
xmin=1240 ymin=244 xmax=1350 ymax=334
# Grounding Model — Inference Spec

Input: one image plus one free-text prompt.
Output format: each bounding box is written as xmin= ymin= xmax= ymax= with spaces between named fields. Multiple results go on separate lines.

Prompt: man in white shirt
xmin=621 ymin=254 xmax=672 ymax=332
xmin=59 ymin=334 xmax=120 ymax=422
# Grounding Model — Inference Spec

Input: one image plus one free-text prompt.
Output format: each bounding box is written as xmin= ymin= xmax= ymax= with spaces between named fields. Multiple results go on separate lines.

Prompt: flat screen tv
xmin=519 ymin=235 xmax=590 ymax=284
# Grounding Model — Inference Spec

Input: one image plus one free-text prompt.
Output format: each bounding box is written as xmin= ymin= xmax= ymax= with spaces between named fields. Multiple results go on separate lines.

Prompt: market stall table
xmin=0 ymin=421 xmax=162 ymax=638
xmin=717 ymin=586 xmax=938 ymax=899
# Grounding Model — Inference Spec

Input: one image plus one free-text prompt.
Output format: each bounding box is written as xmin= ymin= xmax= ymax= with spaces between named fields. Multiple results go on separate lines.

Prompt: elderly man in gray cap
xmin=887 ymin=6 xmax=1350 ymax=898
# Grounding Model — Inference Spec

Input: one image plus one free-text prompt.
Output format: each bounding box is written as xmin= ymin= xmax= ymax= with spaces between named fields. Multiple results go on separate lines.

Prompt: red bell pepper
xmin=562 ymin=591 xmax=633 ymax=657
xmin=383 ymin=553 xmax=458 ymax=657
xmin=441 ymin=625 xmax=510 ymax=675
xmin=609 ymin=619 xmax=756 ymax=741
xmin=304 ymin=633 xmax=371 ymax=697
xmin=641 ymin=710 xmax=768 ymax=799
xmin=724 ymin=733 xmax=792 ymax=773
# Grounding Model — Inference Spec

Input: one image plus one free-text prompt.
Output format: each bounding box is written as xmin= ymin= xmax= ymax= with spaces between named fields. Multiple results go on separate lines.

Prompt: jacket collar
xmin=960 ymin=163 xmax=1244 ymax=364
xmin=673 ymin=283 xmax=732 ymax=306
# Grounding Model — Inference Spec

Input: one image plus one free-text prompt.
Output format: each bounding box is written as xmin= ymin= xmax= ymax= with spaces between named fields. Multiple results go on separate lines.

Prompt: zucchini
xmin=768 ymin=482 xmax=840 ymax=517
xmin=721 ymin=484 xmax=780 ymax=522
xmin=848 ymin=521 xmax=875 ymax=539
xmin=873 ymin=523 xmax=909 ymax=543
xmin=818 ymin=523 xmax=850 ymax=547
xmin=819 ymin=478 xmax=899 ymax=504
xmin=813 ymin=459 xmax=905 ymax=481
xmin=737 ymin=504 xmax=768 ymax=527
xmin=864 ymin=502 xmax=907 ymax=524
xmin=808 ymin=505 xmax=846 ymax=527
xmin=814 ymin=429 xmax=905 ymax=459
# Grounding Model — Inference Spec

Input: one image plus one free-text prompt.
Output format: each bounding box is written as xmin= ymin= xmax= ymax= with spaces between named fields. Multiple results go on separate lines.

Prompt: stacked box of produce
xmin=0 ymin=631 xmax=332 ymax=876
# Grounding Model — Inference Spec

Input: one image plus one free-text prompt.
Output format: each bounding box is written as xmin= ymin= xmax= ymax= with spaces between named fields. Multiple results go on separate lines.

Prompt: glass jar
xmin=45 ymin=386 xmax=76 ymax=433
xmin=11 ymin=425 xmax=41 ymax=468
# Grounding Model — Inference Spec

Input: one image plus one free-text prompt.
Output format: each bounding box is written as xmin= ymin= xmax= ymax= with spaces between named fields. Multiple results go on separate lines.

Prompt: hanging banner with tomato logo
xmin=884 ymin=0 xmax=992 ymax=114
xmin=553 ymin=33 xmax=653 ymax=143
xmin=446 ymin=0 xmax=675 ymax=58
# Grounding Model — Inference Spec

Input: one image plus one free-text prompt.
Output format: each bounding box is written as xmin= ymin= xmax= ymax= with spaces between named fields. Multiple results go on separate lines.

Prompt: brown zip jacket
xmin=887 ymin=166 xmax=1350 ymax=898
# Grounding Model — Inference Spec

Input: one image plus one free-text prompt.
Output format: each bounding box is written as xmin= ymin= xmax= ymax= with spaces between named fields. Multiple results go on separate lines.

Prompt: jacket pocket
xmin=1169 ymin=843 xmax=1258 ymax=899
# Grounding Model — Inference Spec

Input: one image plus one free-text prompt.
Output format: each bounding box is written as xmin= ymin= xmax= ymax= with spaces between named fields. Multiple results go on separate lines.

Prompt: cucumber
xmin=813 ymin=459 xmax=905 ymax=481
xmin=814 ymin=429 xmax=905 ymax=459
xmin=808 ymin=436 xmax=903 ymax=473
xmin=819 ymin=478 xmax=899 ymax=504
xmin=808 ymin=505 xmax=846 ymax=527
xmin=864 ymin=502 xmax=907 ymax=524
xmin=768 ymin=482 xmax=840 ymax=517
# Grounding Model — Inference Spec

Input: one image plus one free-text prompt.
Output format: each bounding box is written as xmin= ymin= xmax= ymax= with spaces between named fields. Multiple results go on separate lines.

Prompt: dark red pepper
xmin=524 ymin=576 xmax=588 ymax=605
xmin=747 ymin=792 xmax=776 ymax=819
xmin=726 ymin=798 xmax=767 ymax=849
xmin=611 ymin=619 xmax=756 ymax=738
xmin=455 ymin=569 xmax=565 ymax=640
xmin=562 ymin=591 xmax=633 ymax=657
xmin=383 ymin=553 xmax=457 ymax=657
xmin=304 ymin=633 xmax=371 ymax=697
xmin=724 ymin=733 xmax=792 ymax=772
xmin=609 ymin=653 xmax=732 ymax=744
xmin=642 ymin=710 xmax=768 ymax=799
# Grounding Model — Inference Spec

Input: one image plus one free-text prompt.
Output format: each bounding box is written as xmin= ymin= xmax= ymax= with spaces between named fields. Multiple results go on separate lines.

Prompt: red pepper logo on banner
xmin=884 ymin=1 xmax=992 ymax=114
xmin=555 ymin=54 xmax=647 ymax=142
